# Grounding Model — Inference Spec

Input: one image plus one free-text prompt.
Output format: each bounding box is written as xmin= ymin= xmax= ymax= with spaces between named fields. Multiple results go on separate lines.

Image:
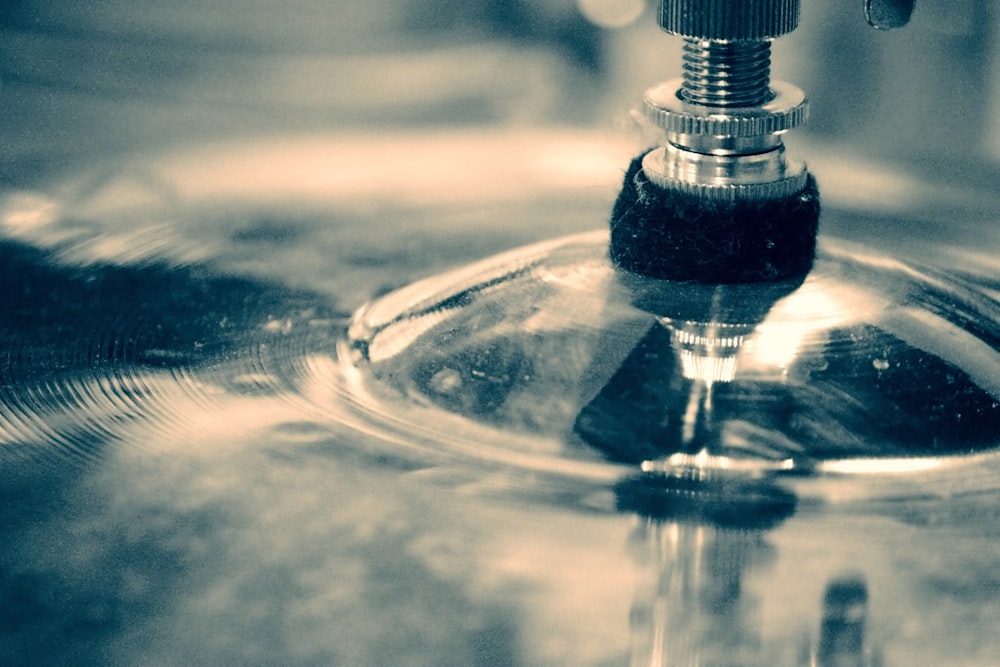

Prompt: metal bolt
xmin=642 ymin=0 xmax=809 ymax=202
xmin=680 ymin=39 xmax=773 ymax=108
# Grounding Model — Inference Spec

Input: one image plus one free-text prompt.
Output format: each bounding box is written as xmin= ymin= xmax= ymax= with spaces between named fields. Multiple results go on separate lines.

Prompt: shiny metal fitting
xmin=642 ymin=0 xmax=811 ymax=202
xmin=642 ymin=143 xmax=808 ymax=202
xmin=660 ymin=0 xmax=801 ymax=40
xmin=644 ymin=79 xmax=808 ymax=148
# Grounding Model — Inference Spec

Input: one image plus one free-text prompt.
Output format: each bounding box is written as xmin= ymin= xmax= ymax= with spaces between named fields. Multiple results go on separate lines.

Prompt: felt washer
xmin=610 ymin=151 xmax=821 ymax=283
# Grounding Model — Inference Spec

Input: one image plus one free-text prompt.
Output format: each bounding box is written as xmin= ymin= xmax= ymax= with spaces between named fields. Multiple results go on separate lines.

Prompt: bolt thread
xmin=680 ymin=39 xmax=772 ymax=108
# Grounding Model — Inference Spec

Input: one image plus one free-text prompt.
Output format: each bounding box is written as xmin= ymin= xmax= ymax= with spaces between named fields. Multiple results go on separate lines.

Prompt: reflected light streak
xmin=819 ymin=457 xmax=943 ymax=475
xmin=748 ymin=281 xmax=857 ymax=369
xmin=149 ymin=131 xmax=633 ymax=208
xmin=749 ymin=320 xmax=820 ymax=369
xmin=364 ymin=308 xmax=456 ymax=363
xmin=1 ymin=192 xmax=60 ymax=230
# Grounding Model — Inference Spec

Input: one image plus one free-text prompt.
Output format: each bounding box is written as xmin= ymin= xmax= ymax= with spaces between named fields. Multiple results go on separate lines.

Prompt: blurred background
xmin=0 ymin=0 xmax=998 ymax=282
xmin=2 ymin=0 xmax=998 ymax=182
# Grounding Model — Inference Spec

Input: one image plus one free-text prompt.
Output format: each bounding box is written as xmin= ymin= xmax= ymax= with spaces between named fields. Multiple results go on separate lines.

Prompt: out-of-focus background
xmin=2 ymin=0 xmax=998 ymax=186
xmin=1 ymin=0 xmax=998 ymax=282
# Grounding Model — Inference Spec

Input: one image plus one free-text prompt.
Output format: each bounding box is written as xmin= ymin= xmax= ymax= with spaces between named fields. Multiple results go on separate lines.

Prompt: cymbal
xmin=1 ymin=132 xmax=997 ymax=666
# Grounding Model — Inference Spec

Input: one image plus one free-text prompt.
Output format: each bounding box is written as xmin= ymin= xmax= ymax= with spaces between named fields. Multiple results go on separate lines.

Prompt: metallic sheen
xmin=644 ymin=79 xmax=808 ymax=141
xmin=641 ymin=143 xmax=808 ymax=201
xmin=680 ymin=39 xmax=773 ymax=107
xmin=659 ymin=0 xmax=800 ymax=40
xmin=645 ymin=0 xmax=811 ymax=202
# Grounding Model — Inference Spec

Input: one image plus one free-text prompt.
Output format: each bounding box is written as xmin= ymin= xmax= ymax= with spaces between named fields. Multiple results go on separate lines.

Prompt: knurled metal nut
xmin=660 ymin=0 xmax=800 ymax=40
xmin=644 ymin=79 xmax=808 ymax=138
xmin=641 ymin=144 xmax=809 ymax=202
xmin=643 ymin=175 xmax=808 ymax=202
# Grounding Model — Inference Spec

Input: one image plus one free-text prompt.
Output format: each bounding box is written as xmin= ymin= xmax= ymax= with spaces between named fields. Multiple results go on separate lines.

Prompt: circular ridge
xmin=680 ymin=39 xmax=772 ymax=107
xmin=644 ymin=79 xmax=808 ymax=138
xmin=659 ymin=0 xmax=800 ymax=40
xmin=343 ymin=229 xmax=1000 ymax=505
xmin=640 ymin=144 xmax=809 ymax=201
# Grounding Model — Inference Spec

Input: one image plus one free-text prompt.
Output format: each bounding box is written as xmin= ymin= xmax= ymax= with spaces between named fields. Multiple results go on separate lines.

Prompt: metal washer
xmin=644 ymin=79 xmax=809 ymax=139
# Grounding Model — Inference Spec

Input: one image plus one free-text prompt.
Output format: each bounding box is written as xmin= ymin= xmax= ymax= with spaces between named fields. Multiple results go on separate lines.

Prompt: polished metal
xmin=340 ymin=226 xmax=998 ymax=666
xmin=644 ymin=0 xmax=810 ymax=201
xmin=645 ymin=0 xmax=922 ymax=201
xmin=643 ymin=79 xmax=808 ymax=145
xmin=659 ymin=0 xmax=801 ymax=40
xmin=680 ymin=39 xmax=774 ymax=107
xmin=0 ymin=127 xmax=996 ymax=666
xmin=640 ymin=83 xmax=809 ymax=196
xmin=641 ymin=140 xmax=807 ymax=200
xmin=344 ymin=229 xmax=1000 ymax=478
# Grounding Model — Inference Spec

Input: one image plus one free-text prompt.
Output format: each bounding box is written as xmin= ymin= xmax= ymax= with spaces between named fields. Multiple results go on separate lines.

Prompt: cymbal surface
xmin=1 ymin=136 xmax=998 ymax=666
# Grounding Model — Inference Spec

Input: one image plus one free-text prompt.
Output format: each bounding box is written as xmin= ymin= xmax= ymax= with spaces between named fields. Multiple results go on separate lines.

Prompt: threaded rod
xmin=680 ymin=39 xmax=773 ymax=108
